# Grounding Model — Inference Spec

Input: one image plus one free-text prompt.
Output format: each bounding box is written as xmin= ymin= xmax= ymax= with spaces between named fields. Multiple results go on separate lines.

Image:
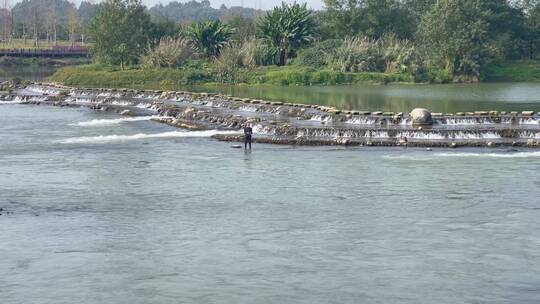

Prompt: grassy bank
xmin=483 ymin=60 xmax=540 ymax=82
xmin=50 ymin=64 xmax=411 ymax=89
xmin=50 ymin=59 xmax=540 ymax=90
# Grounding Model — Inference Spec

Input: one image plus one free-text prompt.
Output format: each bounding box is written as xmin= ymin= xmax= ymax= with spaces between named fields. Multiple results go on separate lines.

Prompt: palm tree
xmin=186 ymin=20 xmax=233 ymax=58
xmin=258 ymin=2 xmax=318 ymax=66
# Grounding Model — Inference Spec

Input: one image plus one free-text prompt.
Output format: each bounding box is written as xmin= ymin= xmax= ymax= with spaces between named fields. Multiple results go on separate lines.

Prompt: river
xmin=1 ymin=103 xmax=540 ymax=304
xmin=2 ymin=72 xmax=540 ymax=303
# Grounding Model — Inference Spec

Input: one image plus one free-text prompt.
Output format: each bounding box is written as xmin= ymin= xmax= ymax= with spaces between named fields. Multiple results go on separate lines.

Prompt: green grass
xmin=50 ymin=64 xmax=413 ymax=90
xmin=50 ymin=65 xmax=212 ymax=90
xmin=483 ymin=60 xmax=540 ymax=82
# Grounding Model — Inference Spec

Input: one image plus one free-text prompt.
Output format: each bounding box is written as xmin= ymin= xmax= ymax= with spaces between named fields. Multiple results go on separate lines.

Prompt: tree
xmin=148 ymin=17 xmax=179 ymax=47
xmin=88 ymin=0 xmax=151 ymax=69
xmin=322 ymin=0 xmax=416 ymax=39
xmin=418 ymin=0 xmax=492 ymax=81
xmin=67 ymin=1 xmax=76 ymax=46
xmin=186 ymin=20 xmax=233 ymax=58
xmin=226 ymin=14 xmax=255 ymax=43
xmin=258 ymin=2 xmax=317 ymax=66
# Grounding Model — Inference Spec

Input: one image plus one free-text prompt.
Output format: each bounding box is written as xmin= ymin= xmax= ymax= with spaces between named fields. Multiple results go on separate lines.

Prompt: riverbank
xmin=7 ymin=82 xmax=540 ymax=148
xmin=483 ymin=60 xmax=540 ymax=82
xmin=50 ymin=64 xmax=411 ymax=89
xmin=49 ymin=60 xmax=540 ymax=91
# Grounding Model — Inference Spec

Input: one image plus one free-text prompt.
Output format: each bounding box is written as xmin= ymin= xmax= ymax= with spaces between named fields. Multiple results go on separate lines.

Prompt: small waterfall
xmin=400 ymin=118 xmax=412 ymax=126
xmin=438 ymin=117 xmax=494 ymax=125
xmin=135 ymin=102 xmax=153 ymax=109
xmin=25 ymin=85 xmax=61 ymax=96
xmin=65 ymin=97 xmax=95 ymax=104
xmin=111 ymin=100 xmax=133 ymax=106
xmin=253 ymin=124 xmax=276 ymax=135
xmin=310 ymin=115 xmax=333 ymax=123
xmin=519 ymin=130 xmax=540 ymax=139
xmin=346 ymin=116 xmax=379 ymax=125
xmin=238 ymin=106 xmax=259 ymax=112
xmin=518 ymin=117 xmax=540 ymax=125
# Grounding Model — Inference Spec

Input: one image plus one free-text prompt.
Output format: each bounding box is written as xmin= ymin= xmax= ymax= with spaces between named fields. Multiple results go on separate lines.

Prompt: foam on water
xmin=58 ymin=130 xmax=241 ymax=144
xmin=70 ymin=116 xmax=170 ymax=127
xmin=434 ymin=151 xmax=540 ymax=158
xmin=0 ymin=99 xmax=23 ymax=104
xmin=384 ymin=151 xmax=540 ymax=160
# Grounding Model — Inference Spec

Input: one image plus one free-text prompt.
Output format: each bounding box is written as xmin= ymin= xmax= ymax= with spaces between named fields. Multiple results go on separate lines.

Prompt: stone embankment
xmin=4 ymin=82 xmax=540 ymax=148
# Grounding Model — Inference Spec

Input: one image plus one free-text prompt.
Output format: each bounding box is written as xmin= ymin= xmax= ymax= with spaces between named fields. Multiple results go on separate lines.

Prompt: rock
xmin=120 ymin=110 xmax=134 ymax=116
xmin=231 ymin=145 xmax=242 ymax=149
xmin=527 ymin=139 xmax=537 ymax=147
xmin=449 ymin=142 xmax=458 ymax=148
xmin=475 ymin=111 xmax=489 ymax=115
xmin=522 ymin=111 xmax=535 ymax=116
xmin=456 ymin=112 xmax=465 ymax=116
xmin=372 ymin=111 xmax=383 ymax=116
xmin=183 ymin=107 xmax=196 ymax=115
xmin=426 ymin=147 xmax=432 ymax=151
xmin=410 ymin=108 xmax=433 ymax=125
xmin=398 ymin=137 xmax=408 ymax=146
xmin=487 ymin=142 xmax=495 ymax=147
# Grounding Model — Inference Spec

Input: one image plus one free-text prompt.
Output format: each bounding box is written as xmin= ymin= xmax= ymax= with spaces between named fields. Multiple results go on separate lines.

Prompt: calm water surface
xmin=1 ymin=104 xmax=539 ymax=304
xmin=187 ymin=83 xmax=540 ymax=113
xmin=0 ymin=65 xmax=59 ymax=82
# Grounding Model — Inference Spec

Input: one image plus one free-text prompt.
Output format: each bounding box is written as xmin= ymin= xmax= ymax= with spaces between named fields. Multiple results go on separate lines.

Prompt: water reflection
xmin=0 ymin=65 xmax=59 ymax=82
xmin=185 ymin=83 xmax=540 ymax=113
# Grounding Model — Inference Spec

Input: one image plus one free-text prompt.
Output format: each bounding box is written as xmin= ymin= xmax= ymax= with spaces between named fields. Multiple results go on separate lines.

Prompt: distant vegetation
xmin=34 ymin=0 xmax=540 ymax=86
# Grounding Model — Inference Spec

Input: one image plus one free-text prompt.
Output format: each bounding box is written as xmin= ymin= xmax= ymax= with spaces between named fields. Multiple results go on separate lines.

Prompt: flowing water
xmin=1 ymin=104 xmax=540 ymax=304
xmin=186 ymin=83 xmax=540 ymax=113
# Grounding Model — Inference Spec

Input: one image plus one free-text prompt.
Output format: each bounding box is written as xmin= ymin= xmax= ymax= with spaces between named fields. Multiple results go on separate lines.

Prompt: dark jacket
xmin=244 ymin=127 xmax=253 ymax=137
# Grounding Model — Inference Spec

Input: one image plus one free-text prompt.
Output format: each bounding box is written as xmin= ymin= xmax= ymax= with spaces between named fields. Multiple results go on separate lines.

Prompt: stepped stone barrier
xmin=4 ymin=81 xmax=540 ymax=148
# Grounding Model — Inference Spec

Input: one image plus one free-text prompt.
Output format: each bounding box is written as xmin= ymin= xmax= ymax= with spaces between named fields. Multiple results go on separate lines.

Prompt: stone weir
xmin=6 ymin=82 xmax=540 ymax=148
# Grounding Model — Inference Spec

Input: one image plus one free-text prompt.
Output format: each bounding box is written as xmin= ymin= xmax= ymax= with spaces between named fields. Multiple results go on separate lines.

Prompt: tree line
xmin=0 ymin=0 xmax=259 ymax=48
xmin=7 ymin=0 xmax=540 ymax=82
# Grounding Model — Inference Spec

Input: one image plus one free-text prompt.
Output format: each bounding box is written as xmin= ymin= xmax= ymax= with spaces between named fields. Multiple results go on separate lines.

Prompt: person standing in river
xmin=244 ymin=123 xmax=253 ymax=149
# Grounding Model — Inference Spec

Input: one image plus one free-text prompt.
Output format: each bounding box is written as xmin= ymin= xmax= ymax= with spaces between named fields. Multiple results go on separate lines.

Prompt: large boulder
xmin=410 ymin=108 xmax=433 ymax=125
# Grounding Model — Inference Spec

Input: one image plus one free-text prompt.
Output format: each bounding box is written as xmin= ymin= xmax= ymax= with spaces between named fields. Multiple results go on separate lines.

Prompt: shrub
xmin=328 ymin=36 xmax=385 ymax=72
xmin=241 ymin=39 xmax=280 ymax=67
xmin=141 ymin=37 xmax=194 ymax=68
xmin=296 ymin=39 xmax=342 ymax=68
xmin=214 ymin=44 xmax=245 ymax=82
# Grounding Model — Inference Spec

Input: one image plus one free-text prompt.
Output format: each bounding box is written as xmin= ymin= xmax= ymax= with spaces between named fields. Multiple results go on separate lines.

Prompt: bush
xmin=241 ymin=39 xmax=280 ymax=67
xmin=141 ymin=37 xmax=194 ymax=68
xmin=213 ymin=44 xmax=245 ymax=82
xmin=328 ymin=36 xmax=385 ymax=72
xmin=296 ymin=39 xmax=342 ymax=68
